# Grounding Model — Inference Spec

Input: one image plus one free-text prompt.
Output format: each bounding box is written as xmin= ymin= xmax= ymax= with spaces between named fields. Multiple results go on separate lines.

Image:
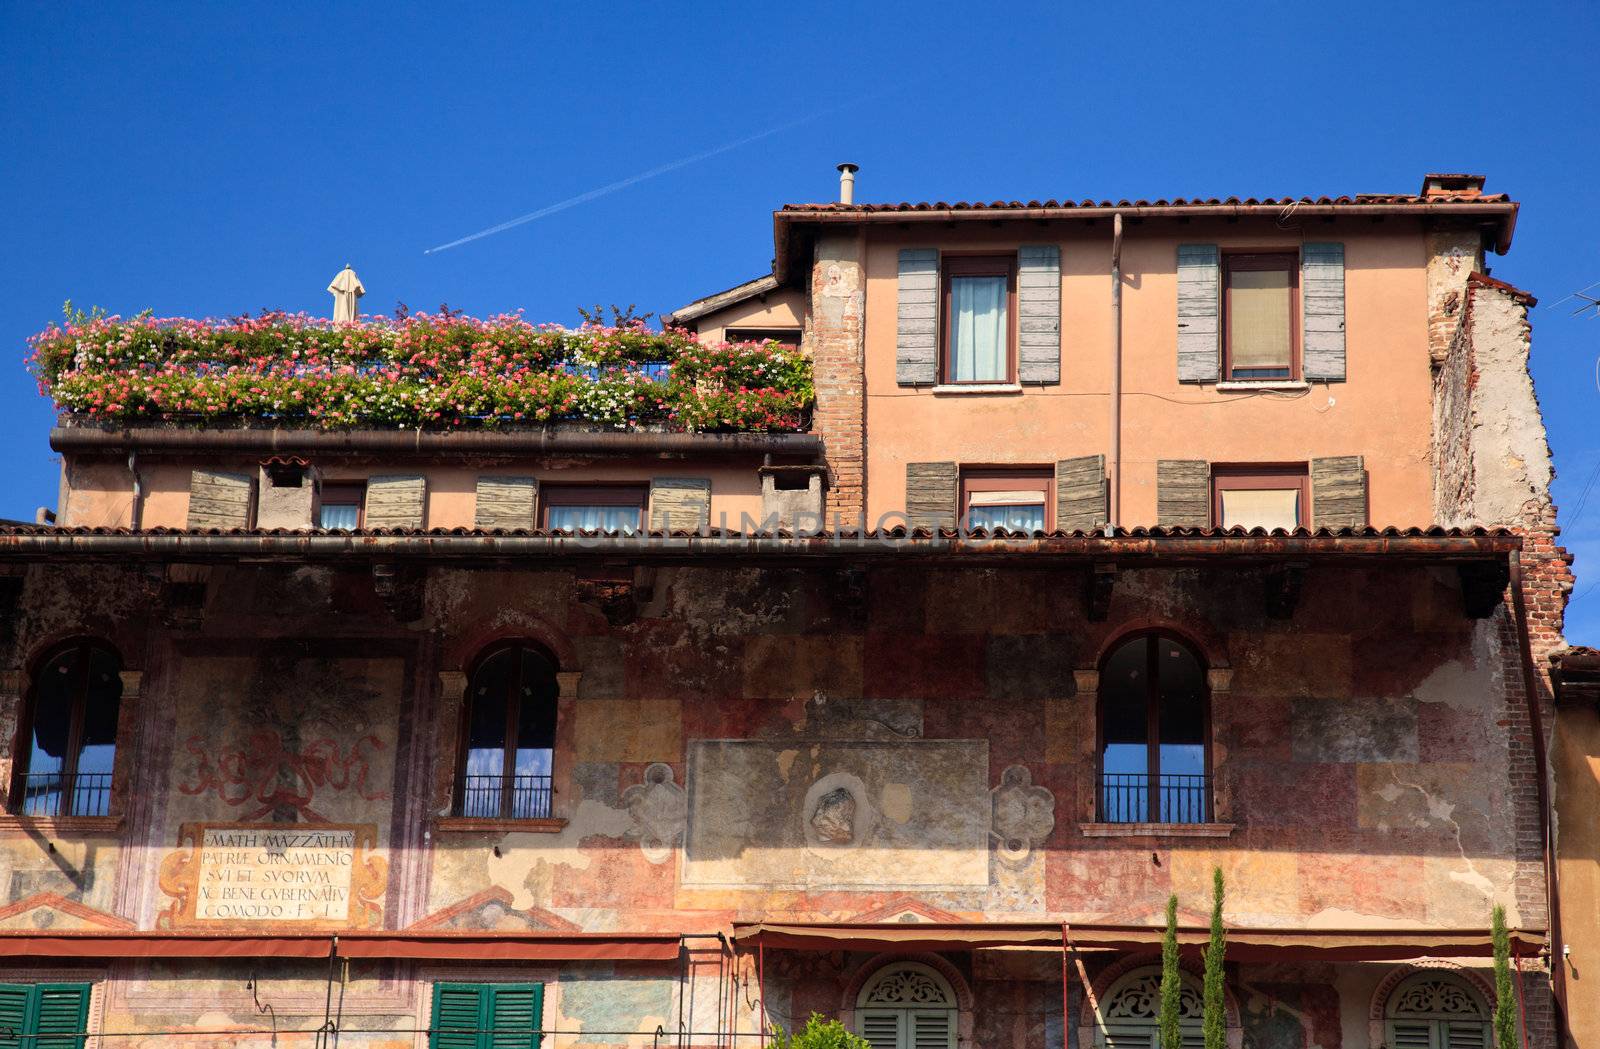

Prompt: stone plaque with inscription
xmin=158 ymin=822 xmax=387 ymax=929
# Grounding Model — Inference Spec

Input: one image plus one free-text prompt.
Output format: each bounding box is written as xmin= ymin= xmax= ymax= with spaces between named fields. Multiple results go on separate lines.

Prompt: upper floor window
xmin=456 ymin=643 xmax=558 ymax=820
xmin=541 ymin=485 xmax=646 ymax=535
xmin=855 ymin=962 xmax=957 ymax=1049
xmin=726 ymin=327 xmax=801 ymax=347
xmin=1099 ymin=633 xmax=1210 ymax=824
xmin=961 ymin=469 xmax=1051 ymax=532
xmin=11 ymin=641 xmax=122 ymax=817
xmin=1384 ymin=973 xmax=1490 ymax=1049
xmin=1212 ymin=465 xmax=1308 ymax=530
xmin=1224 ymin=252 xmax=1299 ymax=380
xmin=1097 ymin=967 xmax=1203 ymax=1049
xmin=319 ymin=483 xmax=365 ymax=529
xmin=943 ymin=255 xmax=1016 ymax=384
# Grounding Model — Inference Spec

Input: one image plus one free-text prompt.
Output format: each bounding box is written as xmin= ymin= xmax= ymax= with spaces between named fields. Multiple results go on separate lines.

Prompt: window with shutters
xmin=942 ymin=255 xmax=1017 ymax=384
xmin=0 ymin=982 xmax=93 ymax=1049
xmin=1223 ymin=253 xmax=1299 ymax=380
xmin=454 ymin=643 xmax=560 ymax=821
xmin=9 ymin=642 xmax=122 ymax=818
xmin=540 ymin=485 xmax=647 ymax=535
xmin=961 ymin=469 xmax=1051 ymax=532
xmin=429 ymin=981 xmax=544 ymax=1049
xmin=1211 ymin=466 xmax=1309 ymax=531
xmin=1096 ymin=968 xmax=1204 ymax=1049
xmin=1383 ymin=973 xmax=1489 ymax=1049
xmin=1098 ymin=633 xmax=1210 ymax=824
xmin=854 ymin=963 xmax=958 ymax=1049
xmin=318 ymin=483 xmax=366 ymax=529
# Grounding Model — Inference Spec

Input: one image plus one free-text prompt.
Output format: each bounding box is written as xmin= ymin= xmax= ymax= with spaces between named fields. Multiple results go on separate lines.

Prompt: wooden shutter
xmin=1018 ymin=245 xmax=1061 ymax=384
xmin=1176 ymin=245 xmax=1221 ymax=383
xmin=649 ymin=477 xmax=711 ymax=533
xmin=487 ymin=984 xmax=544 ymax=1049
xmin=858 ymin=1010 xmax=903 ymax=1049
xmin=365 ymin=475 xmax=427 ymax=529
xmin=1156 ymin=460 xmax=1210 ymax=528
xmin=905 ymin=462 xmax=958 ymax=531
xmin=186 ymin=470 xmax=252 ymax=529
xmin=1102 ymin=1024 xmax=1157 ymax=1049
xmin=431 ymin=983 xmax=487 ymax=1049
xmin=910 ymin=1010 xmax=956 ymax=1049
xmin=1443 ymin=1021 xmax=1488 ymax=1049
xmin=1310 ymin=455 xmax=1367 ymax=529
xmin=1056 ymin=455 xmax=1108 ymax=532
xmin=0 ymin=984 xmax=30 ymax=1049
xmin=1388 ymin=1021 xmax=1435 ymax=1049
xmin=29 ymin=985 xmax=91 ymax=1049
xmin=1301 ymin=242 xmax=1346 ymax=382
xmin=896 ymin=249 xmax=940 ymax=385
xmin=474 ymin=476 xmax=538 ymax=530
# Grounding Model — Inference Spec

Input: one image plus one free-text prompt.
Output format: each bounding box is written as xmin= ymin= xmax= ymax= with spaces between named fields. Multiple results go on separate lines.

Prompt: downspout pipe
xmin=1508 ymin=553 xmax=1566 ymax=1018
xmin=127 ymin=451 xmax=143 ymax=531
xmin=1109 ymin=213 xmax=1124 ymax=531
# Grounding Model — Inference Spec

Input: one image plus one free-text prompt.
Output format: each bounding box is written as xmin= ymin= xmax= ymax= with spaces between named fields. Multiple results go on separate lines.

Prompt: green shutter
xmin=0 ymin=985 xmax=29 ymax=1049
xmin=1443 ymin=1021 xmax=1488 ymax=1049
xmin=487 ymin=984 xmax=544 ymax=1049
xmin=432 ymin=983 xmax=487 ymax=1049
xmin=1388 ymin=1020 xmax=1435 ymax=1049
xmin=909 ymin=1010 xmax=955 ymax=1049
xmin=859 ymin=1011 xmax=902 ymax=1049
xmin=28 ymin=985 xmax=89 ymax=1049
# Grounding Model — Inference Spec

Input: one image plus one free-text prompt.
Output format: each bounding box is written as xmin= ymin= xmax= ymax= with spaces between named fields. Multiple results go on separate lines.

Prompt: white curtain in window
xmin=951 ymin=275 xmax=1007 ymax=382
xmin=547 ymin=505 xmax=641 ymax=534
xmin=1220 ymin=488 xmax=1299 ymax=530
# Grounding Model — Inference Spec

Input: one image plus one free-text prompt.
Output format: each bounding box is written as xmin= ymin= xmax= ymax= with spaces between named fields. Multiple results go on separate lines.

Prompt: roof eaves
xmin=664 ymin=273 xmax=783 ymax=326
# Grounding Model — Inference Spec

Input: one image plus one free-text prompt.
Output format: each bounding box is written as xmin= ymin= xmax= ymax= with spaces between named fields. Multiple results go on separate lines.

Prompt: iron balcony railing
xmin=15 ymin=771 xmax=112 ymax=818
xmin=455 ymin=773 xmax=553 ymax=820
xmin=1100 ymin=772 xmax=1210 ymax=825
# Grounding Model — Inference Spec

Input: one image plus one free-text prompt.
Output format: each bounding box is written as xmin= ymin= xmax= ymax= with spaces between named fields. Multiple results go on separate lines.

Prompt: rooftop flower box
xmin=28 ymin=313 xmax=813 ymax=432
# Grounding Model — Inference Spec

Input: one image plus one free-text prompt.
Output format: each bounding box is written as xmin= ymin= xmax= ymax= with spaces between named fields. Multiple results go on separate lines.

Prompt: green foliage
xmin=1491 ymin=905 xmax=1517 ymax=1049
xmin=577 ymin=303 xmax=656 ymax=327
xmin=1203 ymin=868 xmax=1227 ymax=1049
xmin=1160 ymin=893 xmax=1182 ymax=1049
xmin=766 ymin=1014 xmax=871 ymax=1049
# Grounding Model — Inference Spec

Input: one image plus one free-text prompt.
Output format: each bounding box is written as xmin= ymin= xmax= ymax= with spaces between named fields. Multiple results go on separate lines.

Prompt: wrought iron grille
xmin=455 ymin=773 xmax=553 ymax=820
xmin=1100 ymin=772 xmax=1209 ymax=824
xmin=15 ymin=771 xmax=112 ymax=817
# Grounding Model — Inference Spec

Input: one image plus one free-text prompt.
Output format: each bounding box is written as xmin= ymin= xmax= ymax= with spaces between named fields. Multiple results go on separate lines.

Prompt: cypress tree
xmin=1160 ymin=893 xmax=1182 ymax=1049
xmin=1491 ymin=905 xmax=1517 ymax=1049
xmin=1203 ymin=868 xmax=1227 ymax=1049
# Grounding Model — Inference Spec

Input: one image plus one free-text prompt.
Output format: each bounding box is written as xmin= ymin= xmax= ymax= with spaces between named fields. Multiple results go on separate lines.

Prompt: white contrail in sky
xmin=424 ymin=106 xmax=846 ymax=254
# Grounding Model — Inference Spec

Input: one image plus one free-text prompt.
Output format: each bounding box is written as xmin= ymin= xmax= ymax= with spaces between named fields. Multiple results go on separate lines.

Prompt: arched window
xmin=455 ymin=643 xmax=559 ymax=820
xmin=11 ymin=641 xmax=122 ymax=817
xmin=1099 ymin=633 xmax=1209 ymax=823
xmin=1098 ymin=966 xmax=1204 ymax=1049
xmin=1384 ymin=973 xmax=1489 ymax=1049
xmin=855 ymin=963 xmax=957 ymax=1049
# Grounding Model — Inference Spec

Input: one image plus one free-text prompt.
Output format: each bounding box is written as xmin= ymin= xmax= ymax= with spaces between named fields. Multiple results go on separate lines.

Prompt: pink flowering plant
xmin=28 ymin=312 xmax=813 ymax=432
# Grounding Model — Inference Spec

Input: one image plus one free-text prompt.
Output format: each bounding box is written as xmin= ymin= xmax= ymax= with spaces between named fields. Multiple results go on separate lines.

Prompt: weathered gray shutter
xmin=649 ymin=477 xmax=711 ymax=533
xmin=186 ymin=470 xmax=252 ymax=529
xmin=1156 ymin=460 xmax=1210 ymax=528
xmin=1301 ymin=242 xmax=1346 ymax=382
xmin=474 ymin=476 xmax=538 ymax=530
xmin=1055 ymin=455 xmax=1107 ymax=532
xmin=365 ymin=474 xmax=427 ymax=529
xmin=1018 ymin=245 xmax=1061 ymax=384
xmin=896 ymin=249 xmax=940 ymax=386
xmin=1176 ymin=245 xmax=1220 ymax=383
xmin=858 ymin=1012 xmax=902 ymax=1049
xmin=905 ymin=462 xmax=958 ymax=531
xmin=1310 ymin=455 xmax=1366 ymax=529
xmin=910 ymin=1011 xmax=956 ymax=1049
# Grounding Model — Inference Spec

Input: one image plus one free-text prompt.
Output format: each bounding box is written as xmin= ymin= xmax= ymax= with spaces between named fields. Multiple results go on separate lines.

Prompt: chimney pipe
xmin=836 ymin=163 xmax=859 ymax=205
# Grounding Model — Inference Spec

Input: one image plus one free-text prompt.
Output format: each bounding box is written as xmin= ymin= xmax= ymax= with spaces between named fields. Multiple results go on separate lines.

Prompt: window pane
xmin=512 ymin=649 xmax=559 ymax=819
xmin=951 ymin=275 xmax=1008 ymax=382
xmin=1220 ymin=488 xmax=1300 ymax=530
xmin=1101 ymin=637 xmax=1149 ymax=822
xmin=1157 ymin=638 xmax=1207 ymax=823
xmin=463 ymin=649 xmax=513 ymax=817
xmin=71 ymin=648 xmax=122 ymax=815
xmin=319 ymin=503 xmax=360 ymax=529
xmin=1230 ymin=267 xmax=1291 ymax=371
xmin=547 ymin=505 xmax=641 ymax=534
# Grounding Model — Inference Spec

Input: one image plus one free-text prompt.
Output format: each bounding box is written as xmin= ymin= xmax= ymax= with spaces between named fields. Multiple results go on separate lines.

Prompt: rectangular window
xmin=1224 ymin=253 xmax=1298 ymax=380
xmin=318 ymin=483 xmax=365 ymax=529
xmin=0 ymin=983 xmax=93 ymax=1049
xmin=430 ymin=982 xmax=544 ymax=1049
xmin=1212 ymin=466 xmax=1309 ymax=531
xmin=961 ymin=469 xmax=1051 ymax=532
xmin=540 ymin=485 xmax=646 ymax=534
xmin=942 ymin=255 xmax=1016 ymax=384
xmin=725 ymin=327 xmax=802 ymax=347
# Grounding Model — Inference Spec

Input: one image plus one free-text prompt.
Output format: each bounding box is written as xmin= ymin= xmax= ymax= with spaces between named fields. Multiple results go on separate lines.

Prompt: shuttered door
xmin=0 ymin=985 xmax=30 ymax=1049
xmin=27 ymin=985 xmax=90 ymax=1049
xmin=909 ymin=1010 xmax=956 ymax=1049
xmin=859 ymin=1010 xmax=903 ymax=1049
xmin=432 ymin=984 xmax=487 ymax=1049
xmin=1388 ymin=1020 xmax=1436 ymax=1049
xmin=1443 ymin=1021 xmax=1489 ymax=1049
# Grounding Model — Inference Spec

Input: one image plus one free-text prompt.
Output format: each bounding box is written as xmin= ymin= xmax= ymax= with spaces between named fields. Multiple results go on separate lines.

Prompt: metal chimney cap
xmin=836 ymin=163 xmax=859 ymax=174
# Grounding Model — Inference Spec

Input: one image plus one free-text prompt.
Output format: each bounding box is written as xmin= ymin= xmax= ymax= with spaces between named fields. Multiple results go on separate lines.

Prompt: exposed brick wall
xmin=1426 ymin=229 xmax=1483 ymax=365
xmin=807 ymin=231 xmax=867 ymax=524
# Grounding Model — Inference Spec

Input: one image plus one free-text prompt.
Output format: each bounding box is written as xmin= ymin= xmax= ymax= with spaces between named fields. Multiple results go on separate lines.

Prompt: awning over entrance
xmin=733 ymin=922 xmax=1547 ymax=962
xmin=0 ymin=931 xmax=682 ymax=962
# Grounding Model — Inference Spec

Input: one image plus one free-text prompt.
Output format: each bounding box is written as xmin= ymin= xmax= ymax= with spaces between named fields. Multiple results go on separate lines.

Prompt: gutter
xmin=51 ymin=426 xmax=822 ymax=461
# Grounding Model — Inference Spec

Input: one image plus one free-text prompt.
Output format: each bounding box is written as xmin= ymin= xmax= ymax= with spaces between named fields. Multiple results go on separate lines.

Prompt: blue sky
xmin=2 ymin=1 xmax=1597 ymax=640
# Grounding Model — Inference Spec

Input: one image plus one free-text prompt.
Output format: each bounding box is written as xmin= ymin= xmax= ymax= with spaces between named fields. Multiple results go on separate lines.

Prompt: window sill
xmin=1079 ymin=822 xmax=1236 ymax=838
xmin=0 ymin=814 xmax=123 ymax=834
xmin=1215 ymin=381 xmax=1310 ymax=392
xmin=931 ymin=383 xmax=1024 ymax=396
xmin=433 ymin=817 xmax=568 ymax=834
